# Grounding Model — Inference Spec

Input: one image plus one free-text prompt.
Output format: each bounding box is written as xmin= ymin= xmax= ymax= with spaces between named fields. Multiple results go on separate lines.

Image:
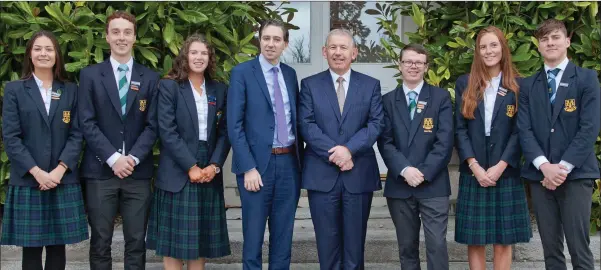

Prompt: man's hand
xmin=199 ymin=165 xmax=217 ymax=183
xmin=340 ymin=159 xmax=354 ymax=171
xmin=403 ymin=167 xmax=425 ymax=187
xmin=541 ymin=177 xmax=557 ymax=190
xmin=188 ymin=165 xmax=203 ymax=183
xmin=540 ymin=163 xmax=568 ymax=187
xmin=112 ymin=156 xmax=135 ymax=179
xmin=329 ymin=146 xmax=352 ymax=168
xmin=472 ymin=164 xmax=496 ymax=187
xmin=244 ymin=168 xmax=263 ymax=192
xmin=486 ymin=161 xmax=507 ymax=182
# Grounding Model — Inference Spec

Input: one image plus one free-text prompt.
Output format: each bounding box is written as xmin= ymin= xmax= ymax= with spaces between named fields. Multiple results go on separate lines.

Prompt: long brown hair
xmin=461 ymin=26 xmax=520 ymax=119
xmin=165 ymin=34 xmax=216 ymax=82
xmin=21 ymin=30 xmax=67 ymax=82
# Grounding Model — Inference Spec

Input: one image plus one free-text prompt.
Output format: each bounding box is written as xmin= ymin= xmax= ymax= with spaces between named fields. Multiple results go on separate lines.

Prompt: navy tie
xmin=547 ymin=68 xmax=560 ymax=103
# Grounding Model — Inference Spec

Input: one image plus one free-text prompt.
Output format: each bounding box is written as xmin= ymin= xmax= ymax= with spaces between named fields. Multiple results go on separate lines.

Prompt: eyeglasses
xmin=401 ymin=61 xmax=427 ymax=68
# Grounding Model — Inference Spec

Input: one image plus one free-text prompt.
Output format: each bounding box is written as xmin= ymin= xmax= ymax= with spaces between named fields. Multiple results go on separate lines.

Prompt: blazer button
xmin=551 ymin=128 xmax=554 ymax=132
xmin=120 ymin=131 xmax=124 ymax=134
xmin=118 ymin=149 xmax=122 ymax=153
xmin=339 ymin=131 xmax=344 ymax=135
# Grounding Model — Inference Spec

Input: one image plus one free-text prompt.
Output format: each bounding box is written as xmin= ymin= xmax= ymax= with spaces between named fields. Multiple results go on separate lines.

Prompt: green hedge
xmin=372 ymin=1 xmax=600 ymax=233
xmin=0 ymin=1 xmax=299 ymax=203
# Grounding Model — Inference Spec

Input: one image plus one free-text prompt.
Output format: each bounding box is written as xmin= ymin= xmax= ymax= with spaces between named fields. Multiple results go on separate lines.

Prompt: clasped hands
xmin=540 ymin=163 xmax=568 ymax=190
xmin=328 ymin=145 xmax=353 ymax=171
xmin=471 ymin=161 xmax=507 ymax=188
xmin=402 ymin=167 xmax=425 ymax=187
xmin=32 ymin=164 xmax=67 ymax=191
xmin=188 ymin=164 xmax=217 ymax=184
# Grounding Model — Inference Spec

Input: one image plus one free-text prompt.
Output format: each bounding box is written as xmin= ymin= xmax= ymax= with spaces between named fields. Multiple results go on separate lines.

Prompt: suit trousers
xmin=85 ymin=177 xmax=151 ymax=270
xmin=387 ymin=196 xmax=449 ymax=270
xmin=529 ymin=179 xmax=595 ymax=270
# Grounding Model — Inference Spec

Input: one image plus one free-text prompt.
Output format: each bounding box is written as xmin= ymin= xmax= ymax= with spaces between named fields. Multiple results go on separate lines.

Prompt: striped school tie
xmin=117 ymin=64 xmax=129 ymax=119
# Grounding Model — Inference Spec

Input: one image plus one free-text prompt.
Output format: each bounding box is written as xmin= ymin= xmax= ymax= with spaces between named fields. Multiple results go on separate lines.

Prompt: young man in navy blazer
xmin=227 ymin=19 xmax=302 ymax=270
xmin=299 ymin=29 xmax=384 ymax=269
xmin=78 ymin=11 xmax=159 ymax=270
xmin=377 ymin=44 xmax=454 ymax=270
xmin=517 ymin=19 xmax=600 ymax=270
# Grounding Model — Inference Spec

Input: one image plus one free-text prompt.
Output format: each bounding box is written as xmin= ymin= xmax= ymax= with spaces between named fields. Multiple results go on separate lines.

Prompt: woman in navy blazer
xmin=146 ymin=34 xmax=231 ymax=269
xmin=0 ymin=30 xmax=88 ymax=270
xmin=453 ymin=26 xmax=531 ymax=270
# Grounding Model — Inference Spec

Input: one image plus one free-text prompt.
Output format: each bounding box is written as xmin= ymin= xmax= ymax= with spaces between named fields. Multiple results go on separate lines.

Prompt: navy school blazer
xmin=78 ymin=60 xmax=160 ymax=180
xmin=155 ymin=79 xmax=230 ymax=193
xmin=377 ymin=83 xmax=454 ymax=199
xmin=2 ymin=78 xmax=82 ymax=186
xmin=517 ymin=62 xmax=600 ymax=181
xmin=454 ymin=74 xmax=521 ymax=177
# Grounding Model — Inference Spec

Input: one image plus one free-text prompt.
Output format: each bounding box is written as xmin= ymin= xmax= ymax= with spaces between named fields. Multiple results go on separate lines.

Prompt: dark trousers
xmin=308 ymin=177 xmax=373 ymax=270
xmin=85 ymin=177 xmax=151 ymax=270
xmin=237 ymin=153 xmax=301 ymax=270
xmin=529 ymin=179 xmax=595 ymax=270
xmin=22 ymin=245 xmax=65 ymax=270
xmin=387 ymin=196 xmax=449 ymax=270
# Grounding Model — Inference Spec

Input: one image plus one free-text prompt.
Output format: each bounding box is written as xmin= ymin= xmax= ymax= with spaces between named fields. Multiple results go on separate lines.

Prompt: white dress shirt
xmin=484 ymin=72 xmax=502 ymax=136
xmin=106 ymin=56 xmax=139 ymax=167
xmin=32 ymin=73 xmax=52 ymax=115
xmin=400 ymin=80 xmax=424 ymax=177
xmin=190 ymin=80 xmax=209 ymax=141
xmin=532 ymin=57 xmax=573 ymax=173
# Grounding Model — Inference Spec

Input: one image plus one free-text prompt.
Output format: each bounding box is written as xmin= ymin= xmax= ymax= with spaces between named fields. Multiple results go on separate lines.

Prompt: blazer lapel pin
xmin=208 ymin=95 xmax=217 ymax=106
xmin=51 ymin=88 xmax=62 ymax=100
xmin=130 ymin=81 xmax=141 ymax=91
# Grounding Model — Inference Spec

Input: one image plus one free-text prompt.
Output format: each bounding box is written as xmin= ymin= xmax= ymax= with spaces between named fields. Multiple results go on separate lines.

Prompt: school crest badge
xmin=564 ymin=99 xmax=576 ymax=112
xmin=139 ymin=99 xmax=147 ymax=112
xmin=423 ymin=118 xmax=434 ymax=133
xmin=506 ymin=105 xmax=515 ymax=117
xmin=62 ymin=111 xmax=70 ymax=123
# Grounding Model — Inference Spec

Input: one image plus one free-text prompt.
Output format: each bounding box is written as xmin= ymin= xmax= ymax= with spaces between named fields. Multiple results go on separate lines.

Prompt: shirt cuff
xmin=559 ymin=160 xmax=574 ymax=174
xmin=129 ymin=155 xmax=140 ymax=166
xmin=400 ymin=166 xmax=409 ymax=177
xmin=106 ymin=152 xmax=122 ymax=168
xmin=532 ymin=156 xmax=549 ymax=170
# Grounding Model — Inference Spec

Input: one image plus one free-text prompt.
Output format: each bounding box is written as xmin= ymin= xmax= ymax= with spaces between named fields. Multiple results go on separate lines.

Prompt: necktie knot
xmin=337 ymin=77 xmax=344 ymax=83
xmin=271 ymin=66 xmax=279 ymax=74
xmin=547 ymin=68 xmax=560 ymax=78
xmin=408 ymin=91 xmax=417 ymax=101
xmin=118 ymin=64 xmax=129 ymax=72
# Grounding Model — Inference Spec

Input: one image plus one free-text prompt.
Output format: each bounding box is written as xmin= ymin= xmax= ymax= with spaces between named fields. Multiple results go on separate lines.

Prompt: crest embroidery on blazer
xmin=564 ymin=99 xmax=576 ymax=112
xmin=423 ymin=118 xmax=434 ymax=133
xmin=62 ymin=111 xmax=70 ymax=123
xmin=139 ymin=99 xmax=147 ymax=112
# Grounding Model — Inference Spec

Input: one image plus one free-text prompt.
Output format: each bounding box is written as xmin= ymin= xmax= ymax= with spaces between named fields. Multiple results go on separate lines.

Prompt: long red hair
xmin=461 ymin=26 xmax=520 ymax=119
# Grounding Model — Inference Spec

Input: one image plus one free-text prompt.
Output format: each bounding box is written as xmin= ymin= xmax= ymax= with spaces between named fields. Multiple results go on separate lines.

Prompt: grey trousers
xmin=530 ymin=179 xmax=595 ymax=270
xmin=387 ymin=196 xmax=450 ymax=270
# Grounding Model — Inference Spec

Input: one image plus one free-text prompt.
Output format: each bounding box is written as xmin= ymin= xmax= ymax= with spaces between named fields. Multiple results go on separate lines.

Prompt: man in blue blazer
xmin=77 ymin=11 xmax=159 ymax=270
xmin=377 ymin=44 xmax=453 ymax=270
xmin=299 ymin=29 xmax=384 ymax=269
xmin=227 ymin=19 xmax=302 ymax=270
xmin=517 ymin=19 xmax=600 ymax=270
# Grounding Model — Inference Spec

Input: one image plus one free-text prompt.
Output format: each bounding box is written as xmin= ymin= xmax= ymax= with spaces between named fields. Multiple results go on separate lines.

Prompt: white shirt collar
xmin=544 ymin=57 xmax=569 ymax=73
xmin=110 ymin=56 xmax=134 ymax=73
xmin=402 ymin=80 xmax=424 ymax=96
xmin=259 ymin=54 xmax=281 ymax=73
xmin=189 ymin=79 xmax=206 ymax=93
xmin=329 ymin=68 xmax=351 ymax=84
xmin=32 ymin=73 xmax=47 ymax=89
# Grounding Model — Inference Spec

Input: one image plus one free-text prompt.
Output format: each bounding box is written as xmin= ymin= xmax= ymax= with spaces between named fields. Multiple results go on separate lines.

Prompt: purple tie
xmin=272 ymin=67 xmax=288 ymax=145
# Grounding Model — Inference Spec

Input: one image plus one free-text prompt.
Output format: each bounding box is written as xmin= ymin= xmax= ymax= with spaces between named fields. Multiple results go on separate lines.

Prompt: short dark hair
xmin=165 ymin=33 xmax=217 ymax=82
xmin=535 ymin=19 xmax=568 ymax=39
xmin=259 ymin=19 xmax=289 ymax=42
xmin=400 ymin=43 xmax=429 ymax=63
xmin=106 ymin=11 xmax=137 ymax=34
xmin=21 ymin=30 xmax=67 ymax=82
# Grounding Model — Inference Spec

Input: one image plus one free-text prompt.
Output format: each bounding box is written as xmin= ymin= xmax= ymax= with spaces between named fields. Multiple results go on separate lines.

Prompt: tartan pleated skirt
xmin=146 ymin=142 xmax=230 ymax=260
xmin=0 ymin=183 xmax=89 ymax=247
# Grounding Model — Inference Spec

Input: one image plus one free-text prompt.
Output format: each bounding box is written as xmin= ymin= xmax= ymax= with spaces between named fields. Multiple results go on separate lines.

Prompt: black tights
xmin=22 ymin=245 xmax=66 ymax=270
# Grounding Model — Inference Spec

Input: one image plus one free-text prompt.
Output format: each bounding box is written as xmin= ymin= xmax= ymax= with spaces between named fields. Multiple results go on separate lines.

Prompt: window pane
xmin=269 ymin=2 xmax=311 ymax=64
xmin=330 ymin=1 xmax=392 ymax=63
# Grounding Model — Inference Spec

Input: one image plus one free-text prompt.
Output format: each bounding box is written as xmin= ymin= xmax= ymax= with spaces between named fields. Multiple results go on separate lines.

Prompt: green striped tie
xmin=408 ymin=91 xmax=417 ymax=120
xmin=117 ymin=64 xmax=129 ymax=119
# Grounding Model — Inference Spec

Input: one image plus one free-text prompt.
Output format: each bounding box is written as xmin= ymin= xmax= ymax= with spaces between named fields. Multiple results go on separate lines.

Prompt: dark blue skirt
xmin=146 ymin=142 xmax=230 ymax=260
xmin=1 ymin=183 xmax=88 ymax=247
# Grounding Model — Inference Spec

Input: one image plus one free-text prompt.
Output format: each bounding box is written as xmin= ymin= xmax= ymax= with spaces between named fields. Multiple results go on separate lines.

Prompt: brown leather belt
xmin=271 ymin=145 xmax=295 ymax=155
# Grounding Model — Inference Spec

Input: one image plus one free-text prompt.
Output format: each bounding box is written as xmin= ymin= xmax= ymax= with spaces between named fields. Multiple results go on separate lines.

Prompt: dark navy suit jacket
xmin=78 ymin=60 xmax=160 ymax=180
xmin=227 ymin=58 xmax=301 ymax=176
xmin=377 ymin=83 xmax=453 ymax=199
xmin=299 ymin=70 xmax=384 ymax=194
xmin=454 ymin=74 xmax=521 ymax=177
xmin=518 ymin=62 xmax=600 ymax=181
xmin=2 ymin=78 xmax=82 ymax=186
xmin=155 ymin=79 xmax=230 ymax=193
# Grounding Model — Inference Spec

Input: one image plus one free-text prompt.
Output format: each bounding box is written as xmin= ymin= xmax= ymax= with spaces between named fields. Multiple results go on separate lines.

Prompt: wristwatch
xmin=211 ymin=164 xmax=221 ymax=174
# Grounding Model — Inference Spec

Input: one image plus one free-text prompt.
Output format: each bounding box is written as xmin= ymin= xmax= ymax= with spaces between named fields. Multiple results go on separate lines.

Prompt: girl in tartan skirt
xmin=146 ymin=34 xmax=231 ymax=269
xmin=454 ymin=26 xmax=532 ymax=270
xmin=0 ymin=30 xmax=88 ymax=270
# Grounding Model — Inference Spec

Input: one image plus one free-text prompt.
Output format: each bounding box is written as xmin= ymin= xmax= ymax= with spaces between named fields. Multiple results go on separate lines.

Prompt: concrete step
xmin=1 ymin=262 xmax=599 ymax=270
xmin=2 ymin=208 xmax=599 ymax=264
